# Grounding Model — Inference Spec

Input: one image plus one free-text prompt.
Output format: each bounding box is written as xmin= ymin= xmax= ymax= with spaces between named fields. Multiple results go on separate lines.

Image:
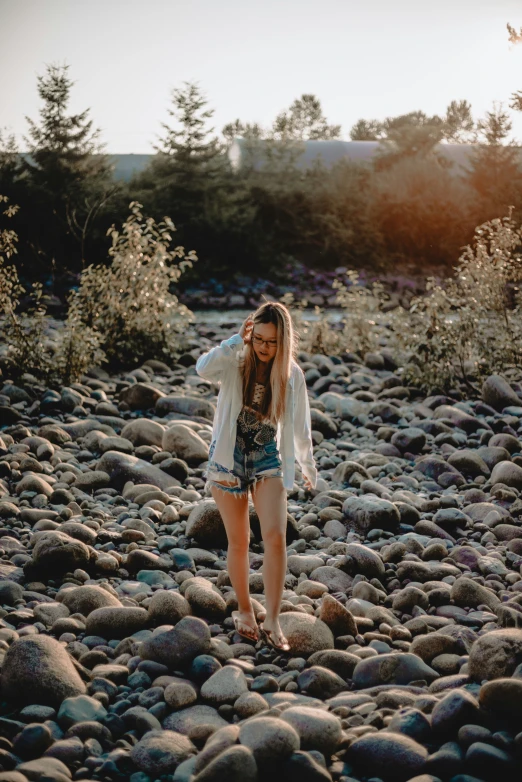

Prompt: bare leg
xmin=210 ymin=481 xmax=258 ymax=639
xmin=251 ymin=475 xmax=288 ymax=646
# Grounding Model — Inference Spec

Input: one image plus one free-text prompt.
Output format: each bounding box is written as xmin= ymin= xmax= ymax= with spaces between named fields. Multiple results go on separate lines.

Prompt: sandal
xmin=259 ymin=623 xmax=290 ymax=652
xmin=232 ymin=610 xmax=259 ymax=642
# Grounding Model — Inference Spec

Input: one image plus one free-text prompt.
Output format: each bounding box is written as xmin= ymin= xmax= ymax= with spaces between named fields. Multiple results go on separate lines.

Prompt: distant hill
xmin=19 ymin=141 xmax=522 ymax=182
xmin=19 ymin=153 xmax=153 ymax=182
xmin=107 ymin=154 xmax=152 ymax=181
xmin=228 ymin=138 xmax=503 ymax=174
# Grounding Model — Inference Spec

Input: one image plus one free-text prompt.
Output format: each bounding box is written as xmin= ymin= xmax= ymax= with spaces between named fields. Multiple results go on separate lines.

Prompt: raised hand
xmin=239 ymin=312 xmax=255 ymax=343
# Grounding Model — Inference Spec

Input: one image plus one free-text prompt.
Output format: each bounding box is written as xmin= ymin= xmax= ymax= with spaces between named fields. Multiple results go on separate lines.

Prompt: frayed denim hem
xmin=205 ymin=468 xmax=283 ymax=500
xmin=206 ymin=477 xmax=249 ymax=500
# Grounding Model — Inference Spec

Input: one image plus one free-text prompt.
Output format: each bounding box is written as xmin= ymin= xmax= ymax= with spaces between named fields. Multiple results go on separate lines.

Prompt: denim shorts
xmin=204 ymin=437 xmax=283 ymax=499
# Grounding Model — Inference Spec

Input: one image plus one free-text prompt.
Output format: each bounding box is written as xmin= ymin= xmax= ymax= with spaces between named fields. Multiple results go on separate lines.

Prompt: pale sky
xmin=2 ymin=0 xmax=522 ymax=153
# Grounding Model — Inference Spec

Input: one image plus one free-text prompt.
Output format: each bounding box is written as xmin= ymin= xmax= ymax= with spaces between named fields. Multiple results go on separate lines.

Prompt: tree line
xmin=2 ymin=54 xmax=522 ymax=303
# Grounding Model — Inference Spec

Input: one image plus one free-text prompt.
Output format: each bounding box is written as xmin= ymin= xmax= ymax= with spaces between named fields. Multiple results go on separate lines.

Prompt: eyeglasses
xmin=252 ymin=333 xmax=278 ymax=348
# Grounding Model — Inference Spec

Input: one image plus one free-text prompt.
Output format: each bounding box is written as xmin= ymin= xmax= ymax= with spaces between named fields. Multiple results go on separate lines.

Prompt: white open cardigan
xmin=195 ymin=332 xmax=318 ymax=491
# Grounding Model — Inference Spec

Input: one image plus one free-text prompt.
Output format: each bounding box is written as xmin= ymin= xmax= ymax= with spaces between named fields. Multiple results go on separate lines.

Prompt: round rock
xmin=348 ymin=733 xmax=428 ymax=781
xmin=280 ymin=705 xmax=342 ymax=756
xmin=130 ymin=729 xmax=195 ymax=774
xmin=239 ymin=716 xmax=300 ymax=765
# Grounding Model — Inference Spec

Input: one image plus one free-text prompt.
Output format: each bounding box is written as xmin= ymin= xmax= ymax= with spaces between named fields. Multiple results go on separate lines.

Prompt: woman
xmin=195 ymin=302 xmax=318 ymax=651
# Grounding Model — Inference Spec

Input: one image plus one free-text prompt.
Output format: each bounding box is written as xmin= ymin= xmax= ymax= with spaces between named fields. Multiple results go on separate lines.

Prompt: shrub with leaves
xmin=0 ymin=195 xmax=105 ymax=386
xmin=332 ymin=270 xmax=392 ymax=355
xmin=282 ymin=273 xmax=393 ymax=357
xmin=70 ymin=201 xmax=197 ymax=367
xmin=279 ymin=292 xmax=338 ymax=356
xmin=399 ymin=211 xmax=522 ymax=392
xmin=283 ymin=211 xmax=522 ymax=396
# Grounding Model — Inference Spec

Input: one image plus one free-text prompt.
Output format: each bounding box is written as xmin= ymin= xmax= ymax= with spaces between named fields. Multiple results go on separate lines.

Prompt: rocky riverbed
xmin=1 ymin=323 xmax=522 ymax=782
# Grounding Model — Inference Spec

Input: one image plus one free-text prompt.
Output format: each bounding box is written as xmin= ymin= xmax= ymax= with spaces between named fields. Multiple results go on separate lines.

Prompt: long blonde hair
xmin=239 ymin=301 xmax=298 ymax=426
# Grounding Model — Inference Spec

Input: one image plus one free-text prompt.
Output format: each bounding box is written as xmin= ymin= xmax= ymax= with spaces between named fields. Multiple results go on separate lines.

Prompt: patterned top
xmin=236 ymin=381 xmax=277 ymax=452
xmin=236 ymin=407 xmax=277 ymax=452
xmin=251 ymin=382 xmax=266 ymax=411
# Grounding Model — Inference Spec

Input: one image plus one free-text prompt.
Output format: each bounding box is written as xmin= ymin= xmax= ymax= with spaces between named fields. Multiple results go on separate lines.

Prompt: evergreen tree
xmin=271 ymin=94 xmax=341 ymax=140
xmin=22 ymin=63 xmax=115 ymax=279
xmin=222 ymin=119 xmax=264 ymax=143
xmin=467 ymin=102 xmax=522 ymax=210
xmin=442 ymin=100 xmax=475 ymax=142
xmin=154 ymin=81 xmax=222 ymax=180
xmin=0 ymin=130 xmax=21 ymax=193
xmin=136 ymin=82 xmax=258 ymax=279
xmin=349 ymin=119 xmax=385 ymax=141
xmin=380 ymin=111 xmax=445 ymax=159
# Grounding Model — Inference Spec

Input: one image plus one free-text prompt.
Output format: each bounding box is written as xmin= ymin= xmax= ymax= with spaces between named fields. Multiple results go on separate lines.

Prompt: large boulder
xmin=186 ymin=501 xmax=298 ymax=547
xmin=156 ymin=394 xmax=215 ymax=421
xmin=319 ymin=594 xmax=358 ymax=637
xmin=162 ymin=425 xmax=209 ymax=464
xmin=185 ymin=501 xmax=228 ymax=548
xmin=342 ymin=496 xmax=400 ymax=533
xmin=280 ymin=706 xmax=342 ymax=756
xmin=85 ymin=607 xmax=149 ymax=639
xmin=479 ymin=677 xmax=522 ymax=719
xmin=239 ymin=716 xmax=300 ymax=765
xmin=348 ymin=733 xmax=428 ymax=782
xmin=140 ymin=616 xmax=211 ymax=668
xmin=97 ymin=451 xmax=179 ymax=491
xmin=341 ymin=542 xmax=385 ymax=579
xmin=121 ymin=419 xmax=165 ymax=447
xmin=130 ymin=730 xmax=195 ymax=775
xmin=200 ymin=666 xmax=249 ymax=705
xmin=447 ymin=450 xmax=490 ymax=479
xmin=482 ymin=374 xmax=521 ymax=411
xmin=278 ymin=612 xmax=334 ymax=656
xmin=119 ymin=383 xmax=166 ymax=410
xmin=162 ymin=704 xmax=227 ymax=734
xmin=147 ymin=590 xmax=191 ymax=625
xmin=183 ymin=577 xmax=227 ymax=620
xmin=490 ymin=461 xmax=522 ymax=490
xmin=468 ymin=629 xmax=522 ymax=681
xmin=0 ymin=636 xmax=86 ymax=707
xmin=451 ymin=577 xmax=500 ymax=611
xmin=30 ymin=531 xmax=91 ymax=574
xmin=332 ymin=461 xmax=370 ymax=484
xmin=57 ymin=585 xmax=122 ymax=615
xmin=352 ymin=653 xmax=438 ymax=688
xmin=433 ymin=405 xmax=488 ymax=434
xmin=310 ymin=408 xmax=337 ymax=438
xmin=390 ymin=427 xmax=426 ymax=454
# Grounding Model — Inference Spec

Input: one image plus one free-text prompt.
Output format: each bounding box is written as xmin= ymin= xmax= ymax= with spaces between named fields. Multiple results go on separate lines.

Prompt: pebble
xmin=280 ymin=705 xmax=342 ymax=756
xmin=239 ymin=716 xmax=300 ymax=764
xmin=130 ymin=729 xmax=196 ymax=774
xmin=348 ymin=732 xmax=428 ymax=781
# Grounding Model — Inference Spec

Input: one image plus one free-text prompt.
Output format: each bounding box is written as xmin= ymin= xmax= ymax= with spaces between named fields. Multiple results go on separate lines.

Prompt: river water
xmin=192 ymin=308 xmax=346 ymax=324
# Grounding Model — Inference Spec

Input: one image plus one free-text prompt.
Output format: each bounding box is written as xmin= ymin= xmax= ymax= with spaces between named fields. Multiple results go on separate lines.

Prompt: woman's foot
xmin=232 ymin=609 xmax=259 ymax=642
xmin=259 ymin=617 xmax=290 ymax=651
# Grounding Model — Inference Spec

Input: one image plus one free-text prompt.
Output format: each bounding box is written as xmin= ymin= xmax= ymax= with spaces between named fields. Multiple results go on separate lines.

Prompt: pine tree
xmin=222 ymin=119 xmax=264 ymax=143
xmin=22 ymin=63 xmax=114 ymax=278
xmin=442 ymin=100 xmax=475 ymax=142
xmin=467 ymin=102 xmax=522 ymax=210
xmin=271 ymin=94 xmax=341 ymax=140
xmin=154 ymin=81 xmax=222 ymax=181
xmin=136 ymin=82 xmax=255 ymax=279
xmin=349 ymin=119 xmax=385 ymax=141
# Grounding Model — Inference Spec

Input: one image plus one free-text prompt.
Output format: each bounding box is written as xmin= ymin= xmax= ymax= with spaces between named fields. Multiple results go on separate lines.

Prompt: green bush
xmin=398 ymin=210 xmax=522 ymax=392
xmin=287 ymin=210 xmax=522 ymax=395
xmin=69 ymin=201 xmax=197 ymax=368
xmin=0 ymin=195 xmax=105 ymax=386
